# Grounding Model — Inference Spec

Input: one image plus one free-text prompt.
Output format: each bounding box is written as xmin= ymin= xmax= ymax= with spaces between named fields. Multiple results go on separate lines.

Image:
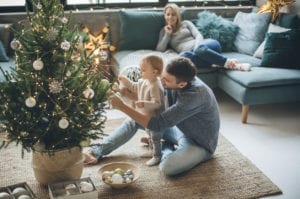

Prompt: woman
xmin=156 ymin=3 xmax=251 ymax=71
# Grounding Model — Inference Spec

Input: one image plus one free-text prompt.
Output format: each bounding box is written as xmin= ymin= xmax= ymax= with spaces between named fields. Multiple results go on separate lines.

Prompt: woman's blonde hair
xmin=164 ymin=3 xmax=182 ymax=32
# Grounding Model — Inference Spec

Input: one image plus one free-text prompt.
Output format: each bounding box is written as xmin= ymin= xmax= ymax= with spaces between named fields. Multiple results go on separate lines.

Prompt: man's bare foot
xmin=83 ymin=149 xmax=98 ymax=165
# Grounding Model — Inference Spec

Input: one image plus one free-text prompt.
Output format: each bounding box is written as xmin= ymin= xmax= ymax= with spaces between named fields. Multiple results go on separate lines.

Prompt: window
xmin=0 ymin=0 xmax=254 ymax=12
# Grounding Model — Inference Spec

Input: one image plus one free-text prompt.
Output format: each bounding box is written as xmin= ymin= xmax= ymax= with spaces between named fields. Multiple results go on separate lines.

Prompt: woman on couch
xmin=156 ymin=3 xmax=251 ymax=71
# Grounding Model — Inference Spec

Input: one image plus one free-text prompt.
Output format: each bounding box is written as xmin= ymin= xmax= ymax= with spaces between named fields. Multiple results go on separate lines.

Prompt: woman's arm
xmin=156 ymin=28 xmax=171 ymax=52
xmin=184 ymin=20 xmax=204 ymax=50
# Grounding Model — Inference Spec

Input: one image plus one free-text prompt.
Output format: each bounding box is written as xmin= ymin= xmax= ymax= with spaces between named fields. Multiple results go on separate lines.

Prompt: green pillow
xmin=0 ymin=41 xmax=9 ymax=62
xmin=261 ymin=30 xmax=300 ymax=69
xmin=194 ymin=11 xmax=239 ymax=52
xmin=118 ymin=11 xmax=164 ymax=51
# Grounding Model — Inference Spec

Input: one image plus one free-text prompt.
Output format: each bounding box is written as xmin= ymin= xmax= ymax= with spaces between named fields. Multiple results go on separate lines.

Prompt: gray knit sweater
xmin=156 ymin=20 xmax=204 ymax=53
xmin=147 ymin=77 xmax=220 ymax=154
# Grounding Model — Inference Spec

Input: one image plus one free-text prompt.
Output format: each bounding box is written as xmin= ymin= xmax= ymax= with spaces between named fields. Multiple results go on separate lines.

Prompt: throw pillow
xmin=233 ymin=12 xmax=271 ymax=55
xmin=0 ymin=24 xmax=13 ymax=56
xmin=194 ymin=11 xmax=239 ymax=52
xmin=260 ymin=29 xmax=300 ymax=69
xmin=253 ymin=23 xmax=290 ymax=58
xmin=118 ymin=11 xmax=164 ymax=51
xmin=274 ymin=13 xmax=299 ymax=29
xmin=0 ymin=40 xmax=9 ymax=62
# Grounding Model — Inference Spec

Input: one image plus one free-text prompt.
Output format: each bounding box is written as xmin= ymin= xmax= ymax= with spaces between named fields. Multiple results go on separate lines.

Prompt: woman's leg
xmin=90 ymin=118 xmax=140 ymax=160
xmin=193 ymin=39 xmax=227 ymax=67
xmin=159 ymin=127 xmax=212 ymax=176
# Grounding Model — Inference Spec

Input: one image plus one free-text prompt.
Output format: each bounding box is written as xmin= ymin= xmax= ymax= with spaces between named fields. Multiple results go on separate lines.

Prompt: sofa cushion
xmin=274 ymin=13 xmax=299 ymax=29
xmin=233 ymin=12 xmax=271 ymax=55
xmin=222 ymin=52 xmax=261 ymax=68
xmin=0 ymin=41 xmax=9 ymax=62
xmin=253 ymin=23 xmax=290 ymax=58
xmin=118 ymin=11 xmax=164 ymax=51
xmin=194 ymin=11 xmax=239 ymax=52
xmin=260 ymin=29 xmax=300 ymax=69
xmin=221 ymin=67 xmax=300 ymax=88
xmin=0 ymin=24 xmax=13 ymax=56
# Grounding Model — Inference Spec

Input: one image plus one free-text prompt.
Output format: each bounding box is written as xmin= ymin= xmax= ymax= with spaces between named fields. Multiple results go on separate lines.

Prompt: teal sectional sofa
xmin=112 ymin=9 xmax=300 ymax=123
xmin=1 ymin=7 xmax=300 ymax=123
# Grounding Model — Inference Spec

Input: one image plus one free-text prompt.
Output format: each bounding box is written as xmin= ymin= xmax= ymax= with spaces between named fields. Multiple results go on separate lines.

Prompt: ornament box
xmin=48 ymin=177 xmax=97 ymax=199
xmin=0 ymin=182 xmax=37 ymax=199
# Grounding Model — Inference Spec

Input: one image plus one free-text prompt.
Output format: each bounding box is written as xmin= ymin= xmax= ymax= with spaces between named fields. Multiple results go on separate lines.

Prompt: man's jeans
xmin=91 ymin=118 xmax=212 ymax=176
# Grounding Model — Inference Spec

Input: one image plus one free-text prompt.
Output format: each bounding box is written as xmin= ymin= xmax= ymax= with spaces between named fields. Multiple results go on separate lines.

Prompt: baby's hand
xmin=118 ymin=75 xmax=127 ymax=82
xmin=135 ymin=101 xmax=144 ymax=108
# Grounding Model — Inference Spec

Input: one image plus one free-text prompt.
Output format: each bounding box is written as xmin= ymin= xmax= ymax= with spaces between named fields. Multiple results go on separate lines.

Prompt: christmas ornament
xmin=83 ymin=87 xmax=95 ymax=99
xmin=25 ymin=97 xmax=36 ymax=108
xmin=33 ymin=58 xmax=44 ymax=71
xmin=17 ymin=195 xmax=31 ymax=199
xmin=10 ymin=39 xmax=22 ymax=50
xmin=59 ymin=118 xmax=69 ymax=129
xmin=46 ymin=27 xmax=58 ymax=41
xmin=0 ymin=192 xmax=10 ymax=198
xmin=49 ymin=80 xmax=63 ymax=94
xmin=61 ymin=40 xmax=71 ymax=51
xmin=79 ymin=181 xmax=94 ymax=192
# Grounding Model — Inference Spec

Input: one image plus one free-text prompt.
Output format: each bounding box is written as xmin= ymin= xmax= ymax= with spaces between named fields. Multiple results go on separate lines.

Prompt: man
xmin=85 ymin=57 xmax=220 ymax=176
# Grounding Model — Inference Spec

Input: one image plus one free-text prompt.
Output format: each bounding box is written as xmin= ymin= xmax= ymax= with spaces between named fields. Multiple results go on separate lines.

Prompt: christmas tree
xmin=0 ymin=0 xmax=113 ymax=155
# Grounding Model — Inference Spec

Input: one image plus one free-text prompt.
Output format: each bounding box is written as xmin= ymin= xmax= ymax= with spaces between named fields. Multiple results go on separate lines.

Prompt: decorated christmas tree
xmin=0 ymin=0 xmax=113 ymax=155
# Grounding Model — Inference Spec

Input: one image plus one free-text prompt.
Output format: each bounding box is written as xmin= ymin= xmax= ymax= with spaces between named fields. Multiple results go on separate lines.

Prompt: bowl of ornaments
xmin=98 ymin=162 xmax=139 ymax=189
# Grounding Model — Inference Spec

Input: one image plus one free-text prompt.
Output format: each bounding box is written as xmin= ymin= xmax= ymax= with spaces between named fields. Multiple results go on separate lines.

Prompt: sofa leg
xmin=242 ymin=105 xmax=249 ymax=123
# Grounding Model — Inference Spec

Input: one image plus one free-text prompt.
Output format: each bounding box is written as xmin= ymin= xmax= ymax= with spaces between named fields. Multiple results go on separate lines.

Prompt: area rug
xmin=0 ymin=118 xmax=282 ymax=199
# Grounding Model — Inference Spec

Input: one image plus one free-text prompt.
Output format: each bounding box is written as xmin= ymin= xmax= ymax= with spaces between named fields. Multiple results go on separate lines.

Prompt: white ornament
xmin=60 ymin=17 xmax=68 ymax=24
xmin=83 ymin=88 xmax=95 ymax=99
xmin=12 ymin=187 xmax=26 ymax=195
xmin=61 ymin=40 xmax=71 ymax=51
xmin=0 ymin=192 xmax=10 ymax=198
xmin=25 ymin=97 xmax=36 ymax=108
xmin=10 ymin=39 xmax=22 ymax=50
xmin=33 ymin=58 xmax=44 ymax=71
xmin=59 ymin=118 xmax=69 ymax=129
xmin=18 ymin=195 xmax=31 ymax=199
xmin=79 ymin=181 xmax=94 ymax=192
xmin=111 ymin=173 xmax=123 ymax=184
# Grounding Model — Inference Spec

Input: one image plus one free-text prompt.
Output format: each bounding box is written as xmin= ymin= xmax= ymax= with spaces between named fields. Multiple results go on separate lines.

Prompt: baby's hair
xmin=140 ymin=55 xmax=164 ymax=75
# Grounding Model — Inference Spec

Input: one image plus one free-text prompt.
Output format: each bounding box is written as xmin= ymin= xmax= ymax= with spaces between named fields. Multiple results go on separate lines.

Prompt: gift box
xmin=0 ymin=182 xmax=37 ymax=199
xmin=48 ymin=177 xmax=97 ymax=199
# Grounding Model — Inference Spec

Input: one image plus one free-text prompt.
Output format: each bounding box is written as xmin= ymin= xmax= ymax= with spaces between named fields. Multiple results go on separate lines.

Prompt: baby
xmin=118 ymin=55 xmax=165 ymax=166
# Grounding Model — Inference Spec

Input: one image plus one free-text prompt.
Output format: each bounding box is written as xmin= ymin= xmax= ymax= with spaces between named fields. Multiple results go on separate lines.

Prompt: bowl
xmin=98 ymin=162 xmax=139 ymax=189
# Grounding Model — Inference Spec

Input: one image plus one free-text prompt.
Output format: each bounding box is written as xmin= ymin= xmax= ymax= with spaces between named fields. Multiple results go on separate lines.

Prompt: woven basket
xmin=31 ymin=147 xmax=84 ymax=185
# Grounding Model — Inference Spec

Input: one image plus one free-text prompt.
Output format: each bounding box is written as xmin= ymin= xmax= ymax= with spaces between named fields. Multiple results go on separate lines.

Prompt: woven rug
xmin=0 ymin=118 xmax=282 ymax=199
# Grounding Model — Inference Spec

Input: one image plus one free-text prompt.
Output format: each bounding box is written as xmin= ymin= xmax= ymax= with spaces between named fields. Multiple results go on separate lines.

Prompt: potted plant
xmin=0 ymin=0 xmax=112 ymax=184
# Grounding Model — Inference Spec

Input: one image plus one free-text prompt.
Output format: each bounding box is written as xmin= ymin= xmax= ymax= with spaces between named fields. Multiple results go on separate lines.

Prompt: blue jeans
xmin=91 ymin=118 xmax=212 ymax=176
xmin=180 ymin=39 xmax=227 ymax=68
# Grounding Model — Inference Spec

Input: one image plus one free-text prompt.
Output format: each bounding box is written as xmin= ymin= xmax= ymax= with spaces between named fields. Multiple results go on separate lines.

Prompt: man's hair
xmin=166 ymin=57 xmax=197 ymax=83
xmin=140 ymin=55 xmax=164 ymax=75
